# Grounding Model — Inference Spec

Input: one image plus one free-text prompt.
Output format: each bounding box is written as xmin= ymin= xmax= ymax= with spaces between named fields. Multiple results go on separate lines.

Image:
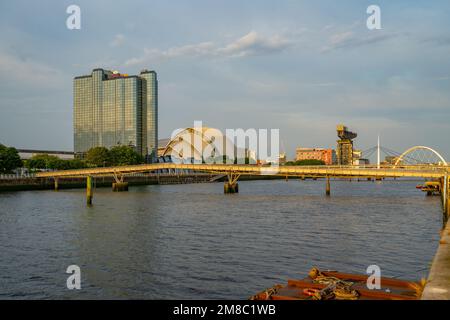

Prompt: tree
xmin=109 ymin=145 xmax=144 ymax=166
xmin=25 ymin=154 xmax=58 ymax=169
xmin=284 ymin=159 xmax=325 ymax=166
xmin=0 ymin=144 xmax=22 ymax=173
xmin=25 ymin=157 xmax=46 ymax=170
xmin=65 ymin=159 xmax=87 ymax=169
xmin=25 ymin=154 xmax=87 ymax=170
xmin=296 ymin=159 xmax=325 ymax=165
xmin=86 ymin=147 xmax=111 ymax=167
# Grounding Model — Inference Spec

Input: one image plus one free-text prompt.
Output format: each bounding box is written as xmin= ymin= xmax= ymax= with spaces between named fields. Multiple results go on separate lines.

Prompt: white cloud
xmin=110 ymin=34 xmax=125 ymax=47
xmin=329 ymin=31 xmax=354 ymax=46
xmin=0 ymin=51 xmax=64 ymax=89
xmin=217 ymin=31 xmax=291 ymax=57
xmin=125 ymin=31 xmax=292 ymax=66
xmin=322 ymin=31 xmax=399 ymax=52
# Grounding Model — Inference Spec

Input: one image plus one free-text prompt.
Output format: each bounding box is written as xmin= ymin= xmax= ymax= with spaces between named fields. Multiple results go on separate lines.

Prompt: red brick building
xmin=295 ymin=148 xmax=336 ymax=165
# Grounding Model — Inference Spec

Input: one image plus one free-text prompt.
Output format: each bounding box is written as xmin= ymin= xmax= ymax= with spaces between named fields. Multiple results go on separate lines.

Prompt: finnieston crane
xmin=336 ymin=124 xmax=357 ymax=165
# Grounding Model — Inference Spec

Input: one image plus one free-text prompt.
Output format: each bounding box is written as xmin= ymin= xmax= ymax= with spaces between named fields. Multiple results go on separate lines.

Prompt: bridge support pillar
xmin=224 ymin=173 xmax=240 ymax=194
xmin=86 ymin=176 xmax=93 ymax=206
xmin=113 ymin=182 xmax=129 ymax=192
xmin=112 ymin=171 xmax=128 ymax=192
xmin=325 ymin=176 xmax=330 ymax=196
xmin=54 ymin=178 xmax=59 ymax=191
xmin=224 ymin=182 xmax=239 ymax=193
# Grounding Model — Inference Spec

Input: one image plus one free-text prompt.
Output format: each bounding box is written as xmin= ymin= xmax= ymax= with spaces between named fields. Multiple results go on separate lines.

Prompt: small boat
xmin=250 ymin=267 xmax=425 ymax=300
xmin=416 ymin=181 xmax=441 ymax=195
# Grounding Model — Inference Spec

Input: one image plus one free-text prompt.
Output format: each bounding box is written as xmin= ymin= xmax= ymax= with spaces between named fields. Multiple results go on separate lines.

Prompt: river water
xmin=0 ymin=179 xmax=443 ymax=299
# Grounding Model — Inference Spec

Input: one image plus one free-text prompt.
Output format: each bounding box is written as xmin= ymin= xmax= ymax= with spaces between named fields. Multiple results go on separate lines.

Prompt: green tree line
xmin=84 ymin=146 xmax=145 ymax=167
xmin=0 ymin=144 xmax=145 ymax=172
xmin=284 ymin=159 xmax=325 ymax=166
xmin=25 ymin=154 xmax=86 ymax=170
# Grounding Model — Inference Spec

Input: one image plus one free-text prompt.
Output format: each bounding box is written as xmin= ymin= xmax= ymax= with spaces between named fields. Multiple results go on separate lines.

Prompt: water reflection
xmin=0 ymin=180 xmax=442 ymax=299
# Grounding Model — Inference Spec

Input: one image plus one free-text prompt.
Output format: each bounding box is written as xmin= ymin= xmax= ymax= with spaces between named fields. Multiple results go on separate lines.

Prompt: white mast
xmin=377 ymin=135 xmax=380 ymax=169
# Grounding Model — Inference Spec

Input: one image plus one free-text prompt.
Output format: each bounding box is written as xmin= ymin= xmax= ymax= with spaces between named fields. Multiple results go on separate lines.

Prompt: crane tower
xmin=336 ymin=124 xmax=357 ymax=165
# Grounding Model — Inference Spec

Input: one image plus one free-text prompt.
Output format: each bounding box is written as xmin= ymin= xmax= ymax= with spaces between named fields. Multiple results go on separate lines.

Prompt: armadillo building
xmin=73 ymin=68 xmax=158 ymax=161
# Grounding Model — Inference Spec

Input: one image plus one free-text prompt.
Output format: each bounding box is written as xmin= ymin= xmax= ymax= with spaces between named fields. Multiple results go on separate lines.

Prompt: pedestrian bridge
xmin=36 ymin=163 xmax=450 ymax=212
xmin=36 ymin=163 xmax=449 ymax=179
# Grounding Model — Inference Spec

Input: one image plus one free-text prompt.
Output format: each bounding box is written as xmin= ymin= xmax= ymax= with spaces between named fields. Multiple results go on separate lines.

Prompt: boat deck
xmin=251 ymin=269 xmax=423 ymax=300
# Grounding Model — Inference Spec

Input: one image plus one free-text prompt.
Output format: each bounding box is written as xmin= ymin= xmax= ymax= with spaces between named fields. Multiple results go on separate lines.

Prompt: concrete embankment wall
xmin=422 ymin=219 xmax=450 ymax=299
xmin=0 ymin=174 xmax=299 ymax=192
xmin=0 ymin=175 xmax=215 ymax=192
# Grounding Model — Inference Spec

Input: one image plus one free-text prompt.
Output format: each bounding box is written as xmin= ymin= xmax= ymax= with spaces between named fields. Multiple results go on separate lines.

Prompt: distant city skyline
xmin=1 ymin=0 xmax=449 ymax=160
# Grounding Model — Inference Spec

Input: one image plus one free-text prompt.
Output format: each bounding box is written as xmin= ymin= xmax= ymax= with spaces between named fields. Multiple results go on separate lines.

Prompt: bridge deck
xmin=36 ymin=164 xmax=449 ymax=179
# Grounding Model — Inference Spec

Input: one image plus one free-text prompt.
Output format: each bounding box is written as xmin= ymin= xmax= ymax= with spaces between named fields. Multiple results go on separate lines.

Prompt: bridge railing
xmin=33 ymin=162 xmax=450 ymax=180
xmin=0 ymin=173 xmax=36 ymax=180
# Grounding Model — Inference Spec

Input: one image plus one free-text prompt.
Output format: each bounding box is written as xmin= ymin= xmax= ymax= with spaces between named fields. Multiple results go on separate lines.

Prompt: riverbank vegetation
xmin=24 ymin=146 xmax=145 ymax=171
xmin=86 ymin=146 xmax=145 ymax=167
xmin=284 ymin=159 xmax=325 ymax=166
xmin=0 ymin=144 xmax=22 ymax=173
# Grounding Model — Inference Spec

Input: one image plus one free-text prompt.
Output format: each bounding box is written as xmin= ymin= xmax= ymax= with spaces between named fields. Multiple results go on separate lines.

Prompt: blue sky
xmin=0 ymin=0 xmax=449 ymax=160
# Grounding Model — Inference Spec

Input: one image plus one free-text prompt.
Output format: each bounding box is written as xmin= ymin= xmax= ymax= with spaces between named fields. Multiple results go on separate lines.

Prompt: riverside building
xmin=73 ymin=68 xmax=158 ymax=161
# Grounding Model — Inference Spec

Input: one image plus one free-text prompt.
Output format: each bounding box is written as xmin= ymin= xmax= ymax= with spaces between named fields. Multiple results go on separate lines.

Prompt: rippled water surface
xmin=0 ymin=179 xmax=443 ymax=299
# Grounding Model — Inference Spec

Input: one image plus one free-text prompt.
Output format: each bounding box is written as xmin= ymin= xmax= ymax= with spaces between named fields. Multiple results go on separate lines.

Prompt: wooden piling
xmin=326 ymin=176 xmax=330 ymax=196
xmin=86 ymin=176 xmax=93 ymax=205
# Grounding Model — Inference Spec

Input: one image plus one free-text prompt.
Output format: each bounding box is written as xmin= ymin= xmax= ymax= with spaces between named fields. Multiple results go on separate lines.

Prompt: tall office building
xmin=73 ymin=68 xmax=158 ymax=160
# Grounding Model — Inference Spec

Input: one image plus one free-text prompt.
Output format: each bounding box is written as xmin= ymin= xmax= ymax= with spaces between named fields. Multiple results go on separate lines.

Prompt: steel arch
xmin=394 ymin=146 xmax=447 ymax=167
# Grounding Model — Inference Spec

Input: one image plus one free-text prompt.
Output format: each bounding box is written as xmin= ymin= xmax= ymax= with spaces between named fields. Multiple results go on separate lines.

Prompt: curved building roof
xmin=161 ymin=127 xmax=251 ymax=163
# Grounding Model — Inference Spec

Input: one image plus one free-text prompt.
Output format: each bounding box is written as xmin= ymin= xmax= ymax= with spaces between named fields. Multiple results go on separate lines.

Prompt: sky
xmin=0 ymin=0 xmax=449 ymax=161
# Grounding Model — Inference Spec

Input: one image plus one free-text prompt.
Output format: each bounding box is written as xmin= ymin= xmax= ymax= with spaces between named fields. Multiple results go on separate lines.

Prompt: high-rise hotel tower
xmin=73 ymin=68 xmax=158 ymax=161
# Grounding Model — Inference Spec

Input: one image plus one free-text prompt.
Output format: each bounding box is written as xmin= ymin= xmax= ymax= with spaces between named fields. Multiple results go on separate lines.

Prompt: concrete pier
xmin=112 ymin=182 xmax=129 ymax=192
xmin=224 ymin=182 xmax=238 ymax=194
xmin=325 ymin=177 xmax=330 ymax=196
xmin=422 ymin=220 xmax=450 ymax=299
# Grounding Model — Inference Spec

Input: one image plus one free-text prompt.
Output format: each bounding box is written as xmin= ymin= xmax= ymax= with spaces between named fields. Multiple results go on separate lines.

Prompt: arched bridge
xmin=394 ymin=146 xmax=448 ymax=167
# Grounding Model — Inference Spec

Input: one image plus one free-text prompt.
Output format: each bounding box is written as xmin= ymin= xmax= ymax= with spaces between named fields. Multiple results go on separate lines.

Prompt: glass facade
xmin=140 ymin=70 xmax=158 ymax=159
xmin=73 ymin=68 xmax=158 ymax=160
